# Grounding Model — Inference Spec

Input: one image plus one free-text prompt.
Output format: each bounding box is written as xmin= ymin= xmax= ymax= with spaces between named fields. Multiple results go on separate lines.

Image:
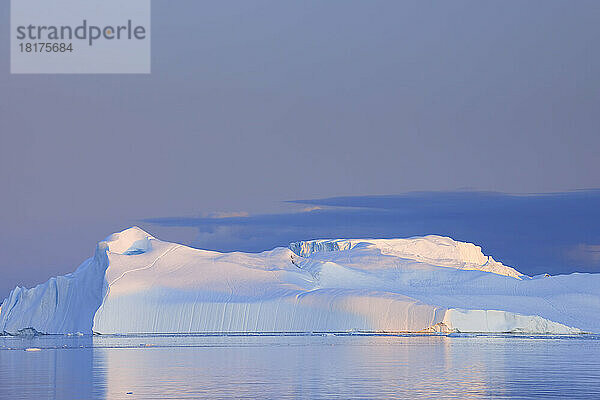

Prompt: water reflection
xmin=0 ymin=335 xmax=101 ymax=399
xmin=1 ymin=334 xmax=599 ymax=399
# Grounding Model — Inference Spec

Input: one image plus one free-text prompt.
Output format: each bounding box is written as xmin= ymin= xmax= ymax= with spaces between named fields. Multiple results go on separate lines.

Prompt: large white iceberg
xmin=1 ymin=227 xmax=598 ymax=335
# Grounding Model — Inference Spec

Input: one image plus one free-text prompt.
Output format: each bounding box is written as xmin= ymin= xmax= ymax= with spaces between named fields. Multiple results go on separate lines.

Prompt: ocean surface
xmin=1 ymin=333 xmax=599 ymax=399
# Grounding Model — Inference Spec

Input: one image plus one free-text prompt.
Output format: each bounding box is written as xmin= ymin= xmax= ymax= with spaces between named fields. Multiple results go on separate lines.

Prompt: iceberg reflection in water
xmin=1 ymin=334 xmax=599 ymax=399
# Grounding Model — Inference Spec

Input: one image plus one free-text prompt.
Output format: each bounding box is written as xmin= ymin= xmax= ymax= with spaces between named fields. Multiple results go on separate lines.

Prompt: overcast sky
xmin=1 ymin=1 xmax=599 ymax=298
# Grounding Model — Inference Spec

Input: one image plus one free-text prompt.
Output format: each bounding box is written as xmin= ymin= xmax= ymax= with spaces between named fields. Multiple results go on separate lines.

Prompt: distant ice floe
xmin=1 ymin=227 xmax=598 ymax=335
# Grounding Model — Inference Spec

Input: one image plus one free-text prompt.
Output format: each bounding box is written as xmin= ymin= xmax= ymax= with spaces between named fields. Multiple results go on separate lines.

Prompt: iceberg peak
xmin=100 ymin=226 xmax=154 ymax=255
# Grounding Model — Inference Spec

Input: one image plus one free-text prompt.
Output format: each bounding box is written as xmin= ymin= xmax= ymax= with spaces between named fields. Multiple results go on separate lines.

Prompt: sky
xmin=1 ymin=1 xmax=600 ymax=298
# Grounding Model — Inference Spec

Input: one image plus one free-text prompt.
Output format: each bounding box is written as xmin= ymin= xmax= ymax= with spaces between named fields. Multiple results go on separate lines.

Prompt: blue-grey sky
xmin=1 ymin=1 xmax=600 ymax=298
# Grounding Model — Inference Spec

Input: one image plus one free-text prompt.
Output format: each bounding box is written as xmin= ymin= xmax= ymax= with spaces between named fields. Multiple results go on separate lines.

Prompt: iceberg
xmin=1 ymin=227 xmax=598 ymax=335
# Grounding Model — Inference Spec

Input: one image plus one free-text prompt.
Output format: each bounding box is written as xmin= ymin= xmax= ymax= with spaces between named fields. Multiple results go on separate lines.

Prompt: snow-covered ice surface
xmin=1 ymin=227 xmax=599 ymax=335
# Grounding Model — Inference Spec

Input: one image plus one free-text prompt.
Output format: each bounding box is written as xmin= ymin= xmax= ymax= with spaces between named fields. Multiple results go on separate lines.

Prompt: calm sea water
xmin=1 ymin=333 xmax=599 ymax=399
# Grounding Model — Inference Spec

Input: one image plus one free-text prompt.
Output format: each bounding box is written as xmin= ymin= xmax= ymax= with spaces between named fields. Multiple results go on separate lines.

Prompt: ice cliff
xmin=1 ymin=227 xmax=598 ymax=335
